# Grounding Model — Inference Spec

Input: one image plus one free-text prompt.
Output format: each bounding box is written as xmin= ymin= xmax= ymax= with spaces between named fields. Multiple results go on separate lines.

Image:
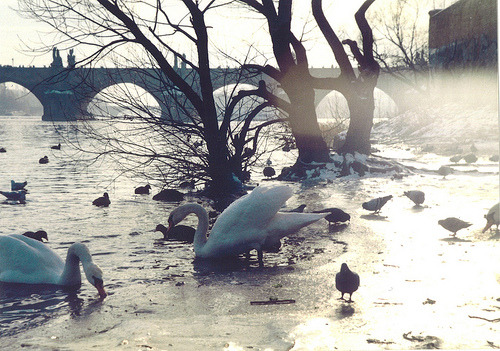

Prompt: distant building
xmin=429 ymin=0 xmax=497 ymax=70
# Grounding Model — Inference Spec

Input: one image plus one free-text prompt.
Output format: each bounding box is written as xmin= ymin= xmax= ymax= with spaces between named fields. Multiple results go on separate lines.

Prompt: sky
xmin=0 ymin=0 xmax=453 ymax=69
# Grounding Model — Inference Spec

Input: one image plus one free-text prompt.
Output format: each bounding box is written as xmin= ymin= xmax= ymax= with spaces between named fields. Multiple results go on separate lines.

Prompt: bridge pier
xmin=41 ymin=90 xmax=90 ymax=121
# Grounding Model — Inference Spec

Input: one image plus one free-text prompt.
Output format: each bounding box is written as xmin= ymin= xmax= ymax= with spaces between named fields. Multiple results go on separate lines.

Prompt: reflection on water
xmin=0 ymin=282 xmax=84 ymax=336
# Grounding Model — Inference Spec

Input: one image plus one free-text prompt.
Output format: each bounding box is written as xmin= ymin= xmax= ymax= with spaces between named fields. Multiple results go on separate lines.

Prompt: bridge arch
xmin=0 ymin=82 xmax=43 ymax=117
xmin=316 ymin=88 xmax=398 ymax=123
xmin=213 ymin=83 xmax=277 ymax=121
xmin=87 ymin=82 xmax=162 ymax=119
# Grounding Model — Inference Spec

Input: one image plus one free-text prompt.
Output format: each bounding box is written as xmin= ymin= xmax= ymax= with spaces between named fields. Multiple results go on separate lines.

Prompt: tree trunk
xmin=340 ymin=91 xmax=375 ymax=155
xmin=280 ymin=64 xmax=331 ymax=164
xmin=286 ymin=87 xmax=331 ymax=163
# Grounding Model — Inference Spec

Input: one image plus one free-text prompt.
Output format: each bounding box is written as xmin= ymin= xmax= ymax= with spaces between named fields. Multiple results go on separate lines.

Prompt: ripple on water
xmin=0 ymin=283 xmax=88 ymax=336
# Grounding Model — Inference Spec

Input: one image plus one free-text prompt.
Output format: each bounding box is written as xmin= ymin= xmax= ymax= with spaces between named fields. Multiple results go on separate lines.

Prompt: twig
xmin=468 ymin=315 xmax=500 ymax=323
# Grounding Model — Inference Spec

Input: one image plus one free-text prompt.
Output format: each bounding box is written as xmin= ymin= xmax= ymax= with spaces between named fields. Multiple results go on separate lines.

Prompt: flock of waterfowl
xmin=0 ymin=142 xmax=499 ymax=304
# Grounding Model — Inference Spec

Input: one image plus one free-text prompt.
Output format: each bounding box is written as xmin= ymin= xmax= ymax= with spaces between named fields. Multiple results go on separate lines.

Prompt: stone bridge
xmin=0 ymin=64 xmax=409 ymax=121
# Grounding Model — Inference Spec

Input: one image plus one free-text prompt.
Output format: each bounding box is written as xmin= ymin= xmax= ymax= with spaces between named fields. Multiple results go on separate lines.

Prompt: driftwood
xmin=250 ymin=298 xmax=296 ymax=305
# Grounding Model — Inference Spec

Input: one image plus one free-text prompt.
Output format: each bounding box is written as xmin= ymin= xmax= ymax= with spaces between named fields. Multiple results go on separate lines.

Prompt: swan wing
xmin=197 ymin=186 xmax=294 ymax=257
xmin=198 ymin=186 xmax=325 ymax=258
xmin=0 ymin=234 xmax=64 ymax=284
xmin=210 ymin=185 xmax=293 ymax=237
xmin=265 ymin=212 xmax=327 ymax=240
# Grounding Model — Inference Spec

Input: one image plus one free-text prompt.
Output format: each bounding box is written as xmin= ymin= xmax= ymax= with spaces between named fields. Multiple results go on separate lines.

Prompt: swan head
xmin=166 ymin=204 xmax=202 ymax=235
xmin=167 ymin=206 xmax=187 ymax=231
xmin=84 ymin=263 xmax=107 ymax=299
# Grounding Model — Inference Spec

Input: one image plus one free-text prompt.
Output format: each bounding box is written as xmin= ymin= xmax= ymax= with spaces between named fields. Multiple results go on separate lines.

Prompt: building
xmin=429 ymin=0 xmax=497 ymax=70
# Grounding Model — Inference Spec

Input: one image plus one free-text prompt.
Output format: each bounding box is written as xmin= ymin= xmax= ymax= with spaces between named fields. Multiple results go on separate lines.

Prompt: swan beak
xmin=483 ymin=221 xmax=493 ymax=233
xmin=94 ymin=278 xmax=107 ymax=299
xmin=167 ymin=220 xmax=174 ymax=234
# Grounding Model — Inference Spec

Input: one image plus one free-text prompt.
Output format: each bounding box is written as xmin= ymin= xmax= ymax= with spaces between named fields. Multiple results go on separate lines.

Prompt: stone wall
xmin=428 ymin=0 xmax=497 ymax=69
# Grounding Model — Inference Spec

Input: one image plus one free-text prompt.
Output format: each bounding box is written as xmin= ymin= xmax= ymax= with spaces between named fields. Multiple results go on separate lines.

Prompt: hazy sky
xmin=0 ymin=0 xmax=449 ymax=69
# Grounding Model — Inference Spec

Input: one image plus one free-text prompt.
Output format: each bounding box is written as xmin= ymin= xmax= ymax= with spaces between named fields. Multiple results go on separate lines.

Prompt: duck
xmin=263 ymin=166 xmax=276 ymax=179
xmin=438 ymin=217 xmax=472 ymax=236
xmin=482 ymin=203 xmax=500 ymax=233
xmin=51 ymin=143 xmax=61 ymax=150
xmin=313 ymin=208 xmax=351 ymax=224
xmin=22 ymin=230 xmax=48 ymax=242
xmin=135 ymin=184 xmax=151 ymax=195
xmin=11 ymin=180 xmax=28 ymax=191
xmin=0 ymin=190 xmax=26 ymax=204
xmin=155 ymin=224 xmax=196 ymax=243
xmin=153 ymin=189 xmax=184 ymax=202
xmin=403 ymin=190 xmax=425 ymax=206
xmin=362 ymin=195 xmax=392 ymax=214
xmin=437 ymin=166 xmax=452 ymax=178
xmin=92 ymin=192 xmax=110 ymax=207
xmin=165 ymin=185 xmax=327 ymax=264
xmin=39 ymin=156 xmax=49 ymax=164
xmin=335 ymin=263 xmax=360 ymax=302
xmin=0 ymin=234 xmax=106 ymax=298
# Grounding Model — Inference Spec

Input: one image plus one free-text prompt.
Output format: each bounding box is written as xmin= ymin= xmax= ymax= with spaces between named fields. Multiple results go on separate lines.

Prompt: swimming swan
xmin=0 ymin=234 xmax=107 ymax=298
xmin=166 ymin=185 xmax=326 ymax=263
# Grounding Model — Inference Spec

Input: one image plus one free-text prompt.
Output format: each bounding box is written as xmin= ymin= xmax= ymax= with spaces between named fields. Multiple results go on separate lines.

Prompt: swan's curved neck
xmin=179 ymin=204 xmax=209 ymax=254
xmin=59 ymin=243 xmax=93 ymax=286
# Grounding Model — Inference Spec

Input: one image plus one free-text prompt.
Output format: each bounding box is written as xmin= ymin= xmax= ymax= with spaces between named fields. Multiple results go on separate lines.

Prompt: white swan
xmin=0 ymin=234 xmax=107 ymax=298
xmin=166 ymin=185 xmax=327 ymax=263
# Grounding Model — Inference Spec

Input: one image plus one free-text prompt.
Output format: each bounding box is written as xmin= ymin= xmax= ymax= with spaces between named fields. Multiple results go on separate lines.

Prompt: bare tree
xmin=236 ymin=0 xmax=380 ymax=157
xmin=235 ymin=0 xmax=332 ymax=167
xmin=18 ymin=0 xmax=284 ymax=197
xmin=370 ymin=0 xmax=430 ymax=96
xmin=312 ymin=0 xmax=380 ymax=155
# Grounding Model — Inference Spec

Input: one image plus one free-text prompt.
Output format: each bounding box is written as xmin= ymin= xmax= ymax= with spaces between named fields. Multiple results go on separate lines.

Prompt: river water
xmin=0 ymin=113 xmax=499 ymax=350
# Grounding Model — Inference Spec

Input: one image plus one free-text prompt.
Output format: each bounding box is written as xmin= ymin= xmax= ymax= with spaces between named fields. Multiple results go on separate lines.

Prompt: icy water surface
xmin=0 ymin=115 xmax=499 ymax=350
xmin=0 ymin=116 xmax=343 ymax=339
